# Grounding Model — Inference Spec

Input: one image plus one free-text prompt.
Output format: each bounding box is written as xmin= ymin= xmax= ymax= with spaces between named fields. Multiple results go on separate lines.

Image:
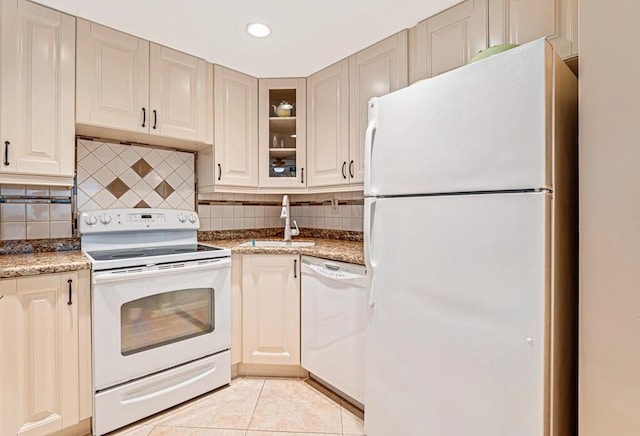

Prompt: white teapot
xmin=272 ymin=101 xmax=294 ymax=117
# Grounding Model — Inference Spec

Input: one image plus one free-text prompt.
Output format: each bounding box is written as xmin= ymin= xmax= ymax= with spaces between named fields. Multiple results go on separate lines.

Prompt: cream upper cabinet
xmin=349 ymin=31 xmax=408 ymax=184
xmin=242 ymin=254 xmax=300 ymax=366
xmin=488 ymin=0 xmax=578 ymax=59
xmin=258 ymin=78 xmax=307 ymax=188
xmin=414 ymin=0 xmax=488 ymax=81
xmin=213 ymin=65 xmax=258 ymax=188
xmin=76 ymin=19 xmax=149 ymax=134
xmin=0 ymin=0 xmax=75 ymax=185
xmin=0 ymin=271 xmax=90 ymax=436
xmin=307 ymin=59 xmax=350 ymax=188
xmin=149 ymin=43 xmax=208 ymax=142
xmin=76 ymin=20 xmax=211 ymax=146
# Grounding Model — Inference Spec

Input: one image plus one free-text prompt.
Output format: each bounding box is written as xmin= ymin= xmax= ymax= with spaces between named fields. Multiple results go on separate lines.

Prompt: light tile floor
xmin=107 ymin=377 xmax=365 ymax=436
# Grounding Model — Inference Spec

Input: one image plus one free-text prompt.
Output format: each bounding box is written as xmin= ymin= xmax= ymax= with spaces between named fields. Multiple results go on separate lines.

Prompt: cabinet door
xmin=415 ymin=0 xmax=488 ymax=80
xmin=258 ymin=78 xmax=307 ymax=188
xmin=0 ymin=273 xmax=79 ymax=436
xmin=214 ymin=65 xmax=258 ymax=187
xmin=0 ymin=0 xmax=75 ymax=178
xmin=0 ymin=279 xmax=18 ymax=436
xmin=488 ymin=0 xmax=578 ymax=59
xmin=242 ymin=255 xmax=300 ymax=366
xmin=76 ymin=19 xmax=150 ymax=134
xmin=150 ymin=43 xmax=208 ymax=142
xmin=307 ymin=59 xmax=350 ymax=187
xmin=349 ymin=31 xmax=408 ymax=184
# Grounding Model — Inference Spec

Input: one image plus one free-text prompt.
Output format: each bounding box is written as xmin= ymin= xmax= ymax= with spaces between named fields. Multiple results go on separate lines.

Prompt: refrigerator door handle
xmin=364 ymin=198 xmax=376 ymax=307
xmin=364 ymin=99 xmax=378 ymax=195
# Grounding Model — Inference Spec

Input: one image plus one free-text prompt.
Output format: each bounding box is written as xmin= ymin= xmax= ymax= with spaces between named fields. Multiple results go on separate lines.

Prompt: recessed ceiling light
xmin=246 ymin=22 xmax=271 ymax=38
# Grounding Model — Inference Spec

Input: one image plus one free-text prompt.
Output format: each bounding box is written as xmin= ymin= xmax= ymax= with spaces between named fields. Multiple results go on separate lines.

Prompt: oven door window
xmin=120 ymin=287 xmax=214 ymax=356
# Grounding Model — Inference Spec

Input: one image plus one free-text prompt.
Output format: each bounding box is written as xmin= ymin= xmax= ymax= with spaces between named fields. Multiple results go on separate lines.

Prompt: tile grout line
xmin=246 ymin=378 xmax=267 ymax=434
xmin=339 ymin=399 xmax=345 ymax=436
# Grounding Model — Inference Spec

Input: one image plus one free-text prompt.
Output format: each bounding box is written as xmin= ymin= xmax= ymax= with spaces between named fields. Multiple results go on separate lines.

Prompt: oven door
xmin=92 ymin=258 xmax=231 ymax=390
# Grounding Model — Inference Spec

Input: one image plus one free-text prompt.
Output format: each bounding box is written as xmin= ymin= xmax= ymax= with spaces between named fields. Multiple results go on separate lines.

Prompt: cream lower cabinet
xmin=241 ymin=254 xmax=300 ymax=366
xmin=0 ymin=270 xmax=91 ymax=436
xmin=0 ymin=0 xmax=75 ymax=186
xmin=488 ymin=0 xmax=578 ymax=59
xmin=413 ymin=0 xmax=488 ymax=81
xmin=231 ymin=254 xmax=243 ymax=365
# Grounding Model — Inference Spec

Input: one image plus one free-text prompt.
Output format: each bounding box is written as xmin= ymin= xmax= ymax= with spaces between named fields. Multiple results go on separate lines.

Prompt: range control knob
xmin=99 ymin=214 xmax=112 ymax=225
xmin=83 ymin=214 xmax=97 ymax=226
xmin=188 ymin=214 xmax=197 ymax=224
xmin=177 ymin=213 xmax=187 ymax=223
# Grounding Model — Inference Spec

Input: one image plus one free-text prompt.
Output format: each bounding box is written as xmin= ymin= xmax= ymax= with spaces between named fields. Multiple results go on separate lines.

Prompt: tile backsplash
xmin=0 ymin=185 xmax=72 ymax=240
xmin=197 ymin=192 xmax=364 ymax=232
xmin=77 ymin=139 xmax=195 ymax=212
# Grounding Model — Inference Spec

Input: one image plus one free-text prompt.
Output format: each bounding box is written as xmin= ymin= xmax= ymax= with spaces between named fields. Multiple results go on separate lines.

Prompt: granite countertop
xmin=0 ymin=232 xmax=364 ymax=279
xmin=200 ymin=237 xmax=365 ymax=265
xmin=0 ymin=250 xmax=91 ymax=279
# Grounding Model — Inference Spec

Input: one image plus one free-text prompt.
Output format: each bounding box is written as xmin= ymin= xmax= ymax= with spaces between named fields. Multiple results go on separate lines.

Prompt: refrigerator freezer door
xmin=365 ymin=192 xmax=550 ymax=436
xmin=365 ymin=39 xmax=552 ymax=197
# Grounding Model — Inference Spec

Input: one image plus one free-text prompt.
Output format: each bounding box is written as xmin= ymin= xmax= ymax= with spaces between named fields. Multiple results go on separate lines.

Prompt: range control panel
xmin=127 ymin=213 xmax=167 ymax=224
xmin=79 ymin=208 xmax=199 ymax=234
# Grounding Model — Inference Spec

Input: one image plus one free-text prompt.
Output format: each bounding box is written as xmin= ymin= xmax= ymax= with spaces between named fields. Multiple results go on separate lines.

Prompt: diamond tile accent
xmin=77 ymin=139 xmax=195 ymax=212
xmin=132 ymin=158 xmax=153 ymax=178
xmin=155 ymin=181 xmax=175 ymax=199
xmin=106 ymin=177 xmax=129 ymax=199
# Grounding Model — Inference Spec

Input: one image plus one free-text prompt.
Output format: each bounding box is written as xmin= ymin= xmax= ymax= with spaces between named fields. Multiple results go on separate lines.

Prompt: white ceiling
xmin=33 ymin=0 xmax=461 ymax=78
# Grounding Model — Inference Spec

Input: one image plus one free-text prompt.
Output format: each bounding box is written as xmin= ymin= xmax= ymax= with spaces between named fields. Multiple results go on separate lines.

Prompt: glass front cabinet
xmin=258 ymin=78 xmax=307 ymax=188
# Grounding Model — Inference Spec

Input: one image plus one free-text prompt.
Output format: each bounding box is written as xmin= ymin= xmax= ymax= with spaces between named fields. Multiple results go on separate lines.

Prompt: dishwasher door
xmin=301 ymin=256 xmax=368 ymax=406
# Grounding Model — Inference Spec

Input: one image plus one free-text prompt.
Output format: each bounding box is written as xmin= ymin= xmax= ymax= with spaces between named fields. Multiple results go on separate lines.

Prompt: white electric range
xmin=80 ymin=208 xmax=231 ymax=435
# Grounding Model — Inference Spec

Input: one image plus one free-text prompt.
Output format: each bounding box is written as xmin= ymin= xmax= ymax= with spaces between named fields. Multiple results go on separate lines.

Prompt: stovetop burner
xmin=87 ymin=244 xmax=222 ymax=262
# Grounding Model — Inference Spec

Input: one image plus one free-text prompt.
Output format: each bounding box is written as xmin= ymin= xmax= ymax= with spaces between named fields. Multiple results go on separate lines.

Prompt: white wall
xmin=579 ymin=0 xmax=640 ymax=434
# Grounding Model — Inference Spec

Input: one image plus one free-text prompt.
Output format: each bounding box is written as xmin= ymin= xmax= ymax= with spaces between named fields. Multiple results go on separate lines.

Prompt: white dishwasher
xmin=301 ymin=255 xmax=368 ymax=407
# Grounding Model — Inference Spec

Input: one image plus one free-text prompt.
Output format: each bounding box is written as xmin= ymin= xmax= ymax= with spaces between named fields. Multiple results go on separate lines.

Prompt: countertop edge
xmin=200 ymin=238 xmax=365 ymax=266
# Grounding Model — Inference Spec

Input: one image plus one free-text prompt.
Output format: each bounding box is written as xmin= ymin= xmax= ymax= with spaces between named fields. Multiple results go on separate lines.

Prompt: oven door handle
xmin=93 ymin=258 xmax=231 ymax=284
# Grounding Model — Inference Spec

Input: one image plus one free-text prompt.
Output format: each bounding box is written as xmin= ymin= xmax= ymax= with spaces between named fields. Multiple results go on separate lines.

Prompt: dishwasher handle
xmin=301 ymin=262 xmax=366 ymax=282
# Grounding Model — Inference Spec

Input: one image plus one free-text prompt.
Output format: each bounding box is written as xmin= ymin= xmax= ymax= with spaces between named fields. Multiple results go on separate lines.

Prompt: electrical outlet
xmin=331 ymin=198 xmax=339 ymax=213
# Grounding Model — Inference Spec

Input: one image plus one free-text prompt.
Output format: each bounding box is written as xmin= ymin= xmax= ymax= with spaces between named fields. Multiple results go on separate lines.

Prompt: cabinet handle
xmin=3 ymin=141 xmax=9 ymax=166
xmin=67 ymin=279 xmax=73 ymax=305
xmin=152 ymin=110 xmax=157 ymax=130
xmin=342 ymin=161 xmax=347 ymax=179
xmin=301 ymin=168 xmax=304 ymax=184
xmin=141 ymin=108 xmax=146 ymax=127
xmin=349 ymin=160 xmax=354 ymax=178
xmin=217 ymin=163 xmax=222 ymax=181
xmin=294 ymin=259 xmax=297 ymax=278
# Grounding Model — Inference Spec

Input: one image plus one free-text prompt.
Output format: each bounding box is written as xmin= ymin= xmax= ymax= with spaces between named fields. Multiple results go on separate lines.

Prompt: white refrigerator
xmin=363 ymin=39 xmax=578 ymax=436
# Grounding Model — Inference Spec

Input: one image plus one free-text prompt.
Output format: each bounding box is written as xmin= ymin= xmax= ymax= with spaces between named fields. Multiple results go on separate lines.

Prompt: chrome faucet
xmin=280 ymin=195 xmax=300 ymax=242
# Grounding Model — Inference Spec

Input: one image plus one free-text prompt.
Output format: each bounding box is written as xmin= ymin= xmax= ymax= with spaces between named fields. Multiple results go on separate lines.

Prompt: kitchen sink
xmin=240 ymin=240 xmax=315 ymax=248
